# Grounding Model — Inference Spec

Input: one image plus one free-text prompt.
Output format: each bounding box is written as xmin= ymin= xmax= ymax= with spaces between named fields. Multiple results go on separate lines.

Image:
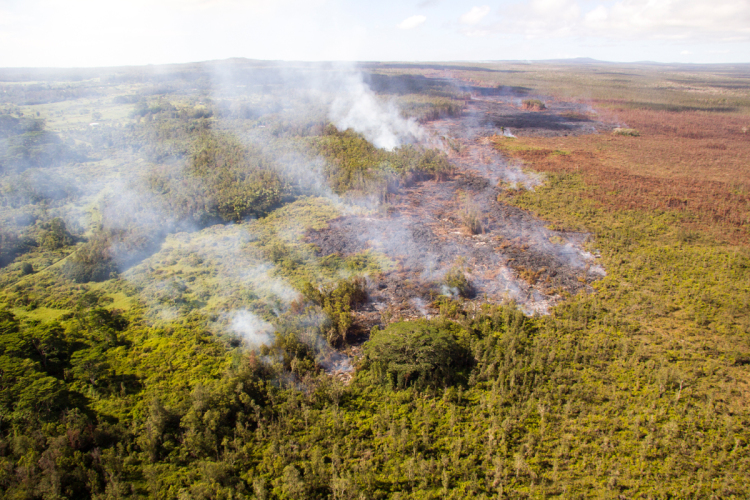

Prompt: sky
xmin=0 ymin=0 xmax=749 ymax=67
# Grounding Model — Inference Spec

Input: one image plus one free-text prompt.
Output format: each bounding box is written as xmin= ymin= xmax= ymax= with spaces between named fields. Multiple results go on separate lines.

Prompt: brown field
xmin=493 ymin=107 xmax=750 ymax=242
xmin=369 ymin=61 xmax=750 ymax=243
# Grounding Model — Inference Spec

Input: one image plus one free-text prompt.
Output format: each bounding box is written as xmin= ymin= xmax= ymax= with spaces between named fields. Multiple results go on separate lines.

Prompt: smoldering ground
xmin=2 ymin=62 xmax=430 ymax=370
xmin=306 ymin=84 xmax=609 ymax=319
xmin=0 ymin=60 xmax=609 ymax=377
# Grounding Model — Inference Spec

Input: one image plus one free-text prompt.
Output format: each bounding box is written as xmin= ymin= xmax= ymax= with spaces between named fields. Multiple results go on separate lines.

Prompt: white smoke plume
xmin=230 ymin=310 xmax=275 ymax=347
xmin=328 ymin=71 xmax=425 ymax=151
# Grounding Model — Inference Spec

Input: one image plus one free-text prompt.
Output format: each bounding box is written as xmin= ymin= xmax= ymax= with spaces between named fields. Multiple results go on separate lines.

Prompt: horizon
xmin=1 ymin=0 xmax=749 ymax=68
xmin=3 ymin=56 xmax=750 ymax=72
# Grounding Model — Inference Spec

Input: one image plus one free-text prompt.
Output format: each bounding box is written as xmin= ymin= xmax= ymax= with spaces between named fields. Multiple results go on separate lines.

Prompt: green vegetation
xmin=310 ymin=126 xmax=452 ymax=198
xmin=397 ymin=95 xmax=465 ymax=122
xmin=38 ymin=218 xmax=74 ymax=250
xmin=0 ymin=115 xmax=86 ymax=173
xmin=364 ymin=320 xmax=471 ymax=389
xmin=612 ymin=127 xmax=640 ymax=136
xmin=302 ymin=277 xmax=368 ymax=346
xmin=0 ymin=60 xmax=748 ymax=498
xmin=442 ymin=266 xmax=473 ymax=298
xmin=61 ymin=233 xmax=118 ymax=283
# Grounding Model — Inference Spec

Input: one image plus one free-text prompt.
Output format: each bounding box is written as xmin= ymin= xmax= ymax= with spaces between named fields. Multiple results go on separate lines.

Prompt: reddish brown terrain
xmin=493 ymin=106 xmax=750 ymax=242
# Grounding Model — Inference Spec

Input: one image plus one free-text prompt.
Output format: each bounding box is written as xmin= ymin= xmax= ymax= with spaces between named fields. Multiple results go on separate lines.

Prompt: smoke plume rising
xmin=230 ymin=310 xmax=275 ymax=347
xmin=328 ymin=71 xmax=425 ymax=150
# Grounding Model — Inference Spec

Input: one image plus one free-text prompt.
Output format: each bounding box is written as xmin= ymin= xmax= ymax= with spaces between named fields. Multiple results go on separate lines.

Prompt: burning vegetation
xmin=0 ymin=60 xmax=749 ymax=498
xmin=306 ymin=87 xmax=608 ymax=332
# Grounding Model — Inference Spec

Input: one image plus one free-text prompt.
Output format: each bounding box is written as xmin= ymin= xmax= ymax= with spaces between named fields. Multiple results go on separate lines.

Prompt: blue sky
xmin=0 ymin=0 xmax=748 ymax=67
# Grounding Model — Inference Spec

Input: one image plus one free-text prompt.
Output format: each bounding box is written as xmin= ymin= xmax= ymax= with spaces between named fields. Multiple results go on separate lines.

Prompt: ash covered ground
xmin=307 ymin=90 xmax=610 ymax=331
xmin=466 ymin=89 xmax=614 ymax=138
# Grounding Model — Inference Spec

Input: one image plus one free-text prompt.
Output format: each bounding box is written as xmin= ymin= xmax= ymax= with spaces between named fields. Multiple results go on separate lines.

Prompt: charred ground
xmin=307 ymin=90 xmax=609 ymax=326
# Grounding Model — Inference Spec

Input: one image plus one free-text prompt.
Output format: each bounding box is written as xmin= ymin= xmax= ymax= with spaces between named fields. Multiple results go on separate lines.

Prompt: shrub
xmin=187 ymin=131 xmax=284 ymax=222
xmin=61 ymin=234 xmax=117 ymax=283
xmin=612 ymin=127 xmax=640 ymax=137
xmin=301 ymin=277 xmax=367 ymax=346
xmin=442 ymin=266 xmax=474 ymax=298
xmin=310 ymin=128 xmax=452 ymax=195
xmin=0 ymin=229 xmax=35 ymax=267
xmin=38 ymin=218 xmax=74 ymax=250
xmin=522 ymin=99 xmax=546 ymax=111
xmin=461 ymin=207 xmax=483 ymax=235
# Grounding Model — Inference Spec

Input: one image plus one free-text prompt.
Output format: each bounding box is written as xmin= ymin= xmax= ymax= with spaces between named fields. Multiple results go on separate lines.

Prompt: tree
xmin=301 ymin=278 xmax=367 ymax=346
xmin=70 ymin=346 xmax=110 ymax=387
xmin=363 ymin=320 xmax=471 ymax=389
xmin=61 ymin=233 xmax=117 ymax=283
xmin=39 ymin=217 xmax=74 ymax=250
xmin=13 ymin=375 xmax=68 ymax=421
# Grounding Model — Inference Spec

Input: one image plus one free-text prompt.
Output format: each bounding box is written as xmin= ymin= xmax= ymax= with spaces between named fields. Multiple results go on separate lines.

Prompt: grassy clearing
xmin=250 ymin=196 xmax=395 ymax=289
xmin=258 ymin=196 xmax=343 ymax=242
xmin=116 ymin=196 xmax=391 ymax=324
xmin=10 ymin=306 xmax=69 ymax=321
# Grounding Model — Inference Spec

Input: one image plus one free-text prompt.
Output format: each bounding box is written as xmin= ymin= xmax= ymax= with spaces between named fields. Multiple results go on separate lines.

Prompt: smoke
xmin=409 ymin=297 xmax=430 ymax=316
xmin=328 ymin=71 xmax=425 ymax=151
xmin=230 ymin=310 xmax=275 ymax=347
xmin=121 ymin=221 xmax=304 ymax=328
xmin=440 ymin=284 xmax=461 ymax=298
xmin=1 ymin=61 xmax=608 ymax=382
xmin=317 ymin=349 xmax=354 ymax=374
xmin=235 ymin=262 xmax=301 ymax=305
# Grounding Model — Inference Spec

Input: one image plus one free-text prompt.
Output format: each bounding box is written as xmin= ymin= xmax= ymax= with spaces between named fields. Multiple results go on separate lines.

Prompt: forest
xmin=0 ymin=59 xmax=749 ymax=499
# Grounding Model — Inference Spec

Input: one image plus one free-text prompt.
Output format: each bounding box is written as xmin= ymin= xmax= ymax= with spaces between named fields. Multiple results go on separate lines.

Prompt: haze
xmin=1 ymin=0 xmax=749 ymax=67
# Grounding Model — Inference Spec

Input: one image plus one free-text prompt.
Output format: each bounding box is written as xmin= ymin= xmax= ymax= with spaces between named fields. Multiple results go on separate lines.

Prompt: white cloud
xmin=460 ymin=5 xmax=491 ymax=25
xmin=583 ymin=5 xmax=608 ymax=24
xmin=490 ymin=0 xmax=750 ymax=42
xmin=530 ymin=0 xmax=580 ymax=20
xmin=458 ymin=5 xmax=494 ymax=37
xmin=500 ymin=0 xmax=581 ymax=37
xmin=397 ymin=15 xmax=427 ymax=29
xmin=0 ymin=0 xmax=362 ymax=66
xmin=582 ymin=0 xmax=750 ymax=41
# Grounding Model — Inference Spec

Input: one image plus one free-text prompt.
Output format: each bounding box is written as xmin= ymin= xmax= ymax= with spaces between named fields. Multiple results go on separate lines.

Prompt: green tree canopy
xmin=363 ymin=320 xmax=471 ymax=389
